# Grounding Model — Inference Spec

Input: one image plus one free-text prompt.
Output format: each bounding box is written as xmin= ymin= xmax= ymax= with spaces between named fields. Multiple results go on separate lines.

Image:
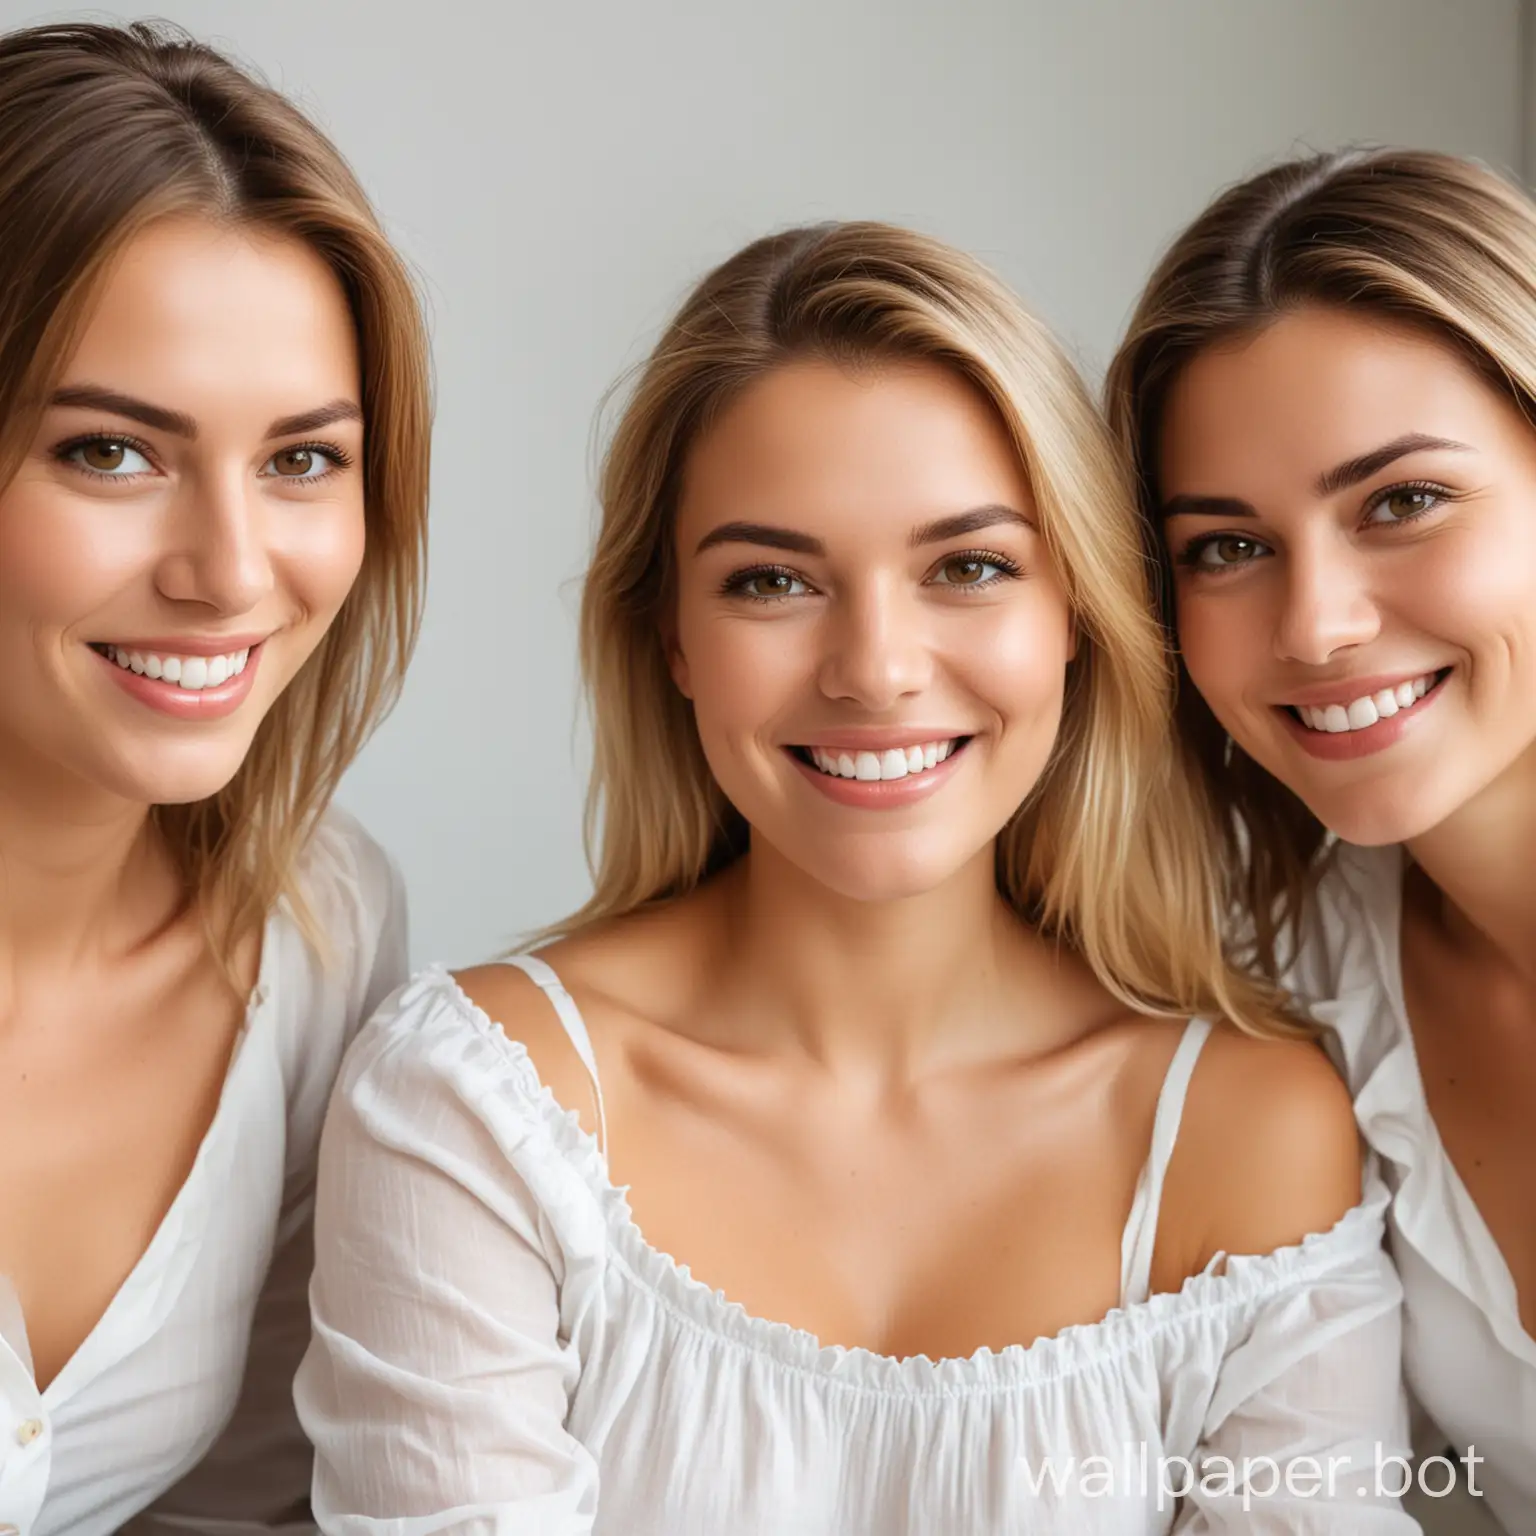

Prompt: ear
xmin=662 ymin=620 xmax=693 ymax=699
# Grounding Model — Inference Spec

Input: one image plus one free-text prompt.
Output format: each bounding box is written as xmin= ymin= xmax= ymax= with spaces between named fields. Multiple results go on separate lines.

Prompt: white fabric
xmin=298 ymin=965 xmax=1416 ymax=1535
xmin=0 ymin=807 xmax=407 ymax=1536
xmin=1119 ymin=1017 xmax=1212 ymax=1308
xmin=1286 ymin=843 xmax=1536 ymax=1535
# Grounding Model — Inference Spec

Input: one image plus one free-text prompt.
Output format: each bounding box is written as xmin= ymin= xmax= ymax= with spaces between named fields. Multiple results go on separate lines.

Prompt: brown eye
xmin=64 ymin=438 xmax=151 ymax=476
xmin=272 ymin=448 xmax=317 ymax=477
xmin=746 ymin=571 xmax=797 ymax=597
xmin=81 ymin=440 xmax=126 ymax=472
xmin=1194 ymin=534 xmax=1266 ymax=569
xmin=1370 ymin=487 xmax=1444 ymax=523
xmin=943 ymin=558 xmax=986 ymax=585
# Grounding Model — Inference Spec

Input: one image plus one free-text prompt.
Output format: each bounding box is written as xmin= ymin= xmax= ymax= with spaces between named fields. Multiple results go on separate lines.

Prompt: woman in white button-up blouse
xmin=0 ymin=21 xmax=428 ymax=1535
xmin=1110 ymin=147 xmax=1536 ymax=1536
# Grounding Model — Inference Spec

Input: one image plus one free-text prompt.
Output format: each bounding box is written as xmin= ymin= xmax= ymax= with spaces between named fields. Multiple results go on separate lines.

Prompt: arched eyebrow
xmin=49 ymin=385 xmax=362 ymax=442
xmin=1160 ymin=433 xmax=1473 ymax=518
xmin=693 ymin=503 xmax=1032 ymax=556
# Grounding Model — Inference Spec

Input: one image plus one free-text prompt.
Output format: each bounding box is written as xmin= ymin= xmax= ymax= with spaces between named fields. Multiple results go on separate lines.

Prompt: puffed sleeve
xmin=1173 ymin=1173 xmax=1421 ymax=1533
xmin=122 ymin=809 xmax=409 ymax=1535
xmin=295 ymin=971 xmax=601 ymax=1534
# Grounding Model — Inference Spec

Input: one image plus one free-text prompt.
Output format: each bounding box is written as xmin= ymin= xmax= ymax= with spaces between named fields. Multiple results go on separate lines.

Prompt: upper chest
xmin=1397 ymin=918 xmax=1536 ymax=1335
xmin=0 ymin=935 xmax=258 ymax=1391
xmin=600 ymin=1029 xmax=1171 ymax=1362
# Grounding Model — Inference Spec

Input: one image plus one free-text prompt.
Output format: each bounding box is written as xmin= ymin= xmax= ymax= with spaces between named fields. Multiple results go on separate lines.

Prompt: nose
xmin=1274 ymin=538 xmax=1380 ymax=666
xmin=153 ymin=469 xmax=275 ymax=615
xmin=816 ymin=578 xmax=932 ymax=710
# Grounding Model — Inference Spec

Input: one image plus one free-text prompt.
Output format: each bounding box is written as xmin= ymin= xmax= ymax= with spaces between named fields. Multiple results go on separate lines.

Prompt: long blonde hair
xmin=0 ymin=21 xmax=430 ymax=960
xmin=557 ymin=220 xmax=1288 ymax=1033
xmin=1105 ymin=147 xmax=1536 ymax=982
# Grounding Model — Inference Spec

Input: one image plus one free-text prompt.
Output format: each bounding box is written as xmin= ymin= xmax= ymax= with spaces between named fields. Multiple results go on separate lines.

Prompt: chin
xmin=93 ymin=739 xmax=259 ymax=809
xmin=789 ymin=838 xmax=978 ymax=905
xmin=1302 ymin=787 xmax=1447 ymax=849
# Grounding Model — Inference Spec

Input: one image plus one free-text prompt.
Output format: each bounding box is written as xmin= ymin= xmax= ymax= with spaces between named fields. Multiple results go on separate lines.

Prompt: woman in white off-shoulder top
xmin=1110 ymin=147 xmax=1536 ymax=1534
xmin=0 ymin=21 xmax=428 ymax=1534
xmin=302 ymin=223 xmax=1412 ymax=1534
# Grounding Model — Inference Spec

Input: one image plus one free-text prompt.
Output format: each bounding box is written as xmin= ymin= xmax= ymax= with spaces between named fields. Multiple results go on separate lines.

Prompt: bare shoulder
xmin=1157 ymin=1022 xmax=1361 ymax=1282
xmin=453 ymin=947 xmax=603 ymax=1138
xmin=452 ymin=892 xmax=723 ymax=1140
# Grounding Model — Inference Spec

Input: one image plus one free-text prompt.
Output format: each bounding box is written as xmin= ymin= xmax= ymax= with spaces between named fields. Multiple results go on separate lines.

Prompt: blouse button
xmin=16 ymin=1414 xmax=42 ymax=1444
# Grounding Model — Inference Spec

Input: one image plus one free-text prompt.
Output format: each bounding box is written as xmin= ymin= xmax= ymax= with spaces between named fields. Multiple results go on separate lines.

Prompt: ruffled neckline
xmin=1311 ymin=844 xmax=1536 ymax=1370
xmin=426 ymin=963 xmax=1395 ymax=1399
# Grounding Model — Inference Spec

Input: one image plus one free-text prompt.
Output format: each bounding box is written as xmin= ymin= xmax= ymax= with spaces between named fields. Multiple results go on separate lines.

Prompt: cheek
xmin=679 ymin=609 xmax=805 ymax=746
xmin=963 ymin=598 xmax=1074 ymax=714
xmin=277 ymin=499 xmax=368 ymax=621
xmin=0 ymin=482 xmax=149 ymax=632
xmin=1172 ymin=585 xmax=1255 ymax=705
xmin=1406 ymin=522 xmax=1536 ymax=660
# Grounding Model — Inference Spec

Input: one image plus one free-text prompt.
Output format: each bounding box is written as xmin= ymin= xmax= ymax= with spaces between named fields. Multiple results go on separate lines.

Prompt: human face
xmin=0 ymin=216 xmax=366 ymax=809
xmin=1160 ymin=304 xmax=1536 ymax=845
xmin=670 ymin=358 xmax=1075 ymax=903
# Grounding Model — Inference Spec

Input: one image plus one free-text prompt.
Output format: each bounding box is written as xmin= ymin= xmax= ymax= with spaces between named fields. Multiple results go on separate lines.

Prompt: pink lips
xmin=95 ymin=642 xmax=264 ymax=721
xmin=788 ymin=741 xmax=968 ymax=808
xmin=1278 ymin=671 xmax=1447 ymax=761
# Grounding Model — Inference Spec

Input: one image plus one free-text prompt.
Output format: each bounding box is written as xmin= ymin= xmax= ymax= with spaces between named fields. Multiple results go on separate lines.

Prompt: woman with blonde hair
xmin=1108 ymin=147 xmax=1536 ymax=1531
xmin=0 ymin=21 xmax=428 ymax=1534
xmin=302 ymin=222 xmax=1410 ymax=1532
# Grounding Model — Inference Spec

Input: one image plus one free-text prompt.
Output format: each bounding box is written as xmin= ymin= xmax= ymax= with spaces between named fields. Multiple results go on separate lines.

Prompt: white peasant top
xmin=0 ymin=807 xmax=406 ymax=1536
xmin=298 ymin=957 xmax=1416 ymax=1535
xmin=1285 ymin=842 xmax=1536 ymax=1535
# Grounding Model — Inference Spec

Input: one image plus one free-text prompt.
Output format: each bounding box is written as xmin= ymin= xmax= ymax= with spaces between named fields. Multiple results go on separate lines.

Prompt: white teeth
xmin=805 ymin=739 xmax=961 ymax=781
xmin=1294 ymin=674 xmax=1439 ymax=735
xmin=104 ymin=645 xmax=250 ymax=692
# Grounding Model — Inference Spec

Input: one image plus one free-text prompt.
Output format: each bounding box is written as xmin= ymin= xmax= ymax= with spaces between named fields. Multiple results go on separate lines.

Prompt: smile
xmin=1286 ymin=669 xmax=1447 ymax=734
xmin=93 ymin=643 xmax=251 ymax=692
xmin=797 ymin=738 xmax=961 ymax=781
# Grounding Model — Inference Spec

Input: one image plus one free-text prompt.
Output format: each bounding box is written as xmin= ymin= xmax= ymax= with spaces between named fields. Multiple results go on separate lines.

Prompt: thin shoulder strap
xmin=502 ymin=954 xmax=609 ymax=1158
xmin=1119 ymin=1016 xmax=1213 ymax=1308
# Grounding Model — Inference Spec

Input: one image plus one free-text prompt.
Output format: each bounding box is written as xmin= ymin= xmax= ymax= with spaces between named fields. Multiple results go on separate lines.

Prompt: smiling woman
xmin=1108 ymin=146 xmax=1536 ymax=1532
xmin=0 ymin=20 xmax=428 ymax=1536
xmin=301 ymin=224 xmax=1412 ymax=1534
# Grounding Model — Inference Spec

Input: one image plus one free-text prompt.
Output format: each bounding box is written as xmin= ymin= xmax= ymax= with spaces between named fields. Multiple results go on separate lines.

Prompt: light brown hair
xmin=0 ymin=21 xmax=430 ymax=959
xmin=1106 ymin=147 xmax=1536 ymax=981
xmin=554 ymin=220 xmax=1291 ymax=1034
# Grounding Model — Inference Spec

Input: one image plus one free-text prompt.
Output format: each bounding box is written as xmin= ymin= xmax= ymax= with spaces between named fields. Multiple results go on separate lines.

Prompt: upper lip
xmin=1278 ymin=669 xmax=1444 ymax=710
xmin=94 ymin=635 xmax=268 ymax=656
xmin=789 ymin=728 xmax=971 ymax=751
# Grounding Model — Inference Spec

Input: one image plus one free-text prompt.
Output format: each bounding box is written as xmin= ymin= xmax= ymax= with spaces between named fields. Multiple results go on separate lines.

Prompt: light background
xmin=5 ymin=0 xmax=1527 ymax=963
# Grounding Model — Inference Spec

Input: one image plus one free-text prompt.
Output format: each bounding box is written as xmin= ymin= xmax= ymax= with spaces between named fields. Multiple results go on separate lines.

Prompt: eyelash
xmin=1176 ymin=479 xmax=1455 ymax=575
xmin=718 ymin=549 xmax=1024 ymax=603
xmin=51 ymin=431 xmax=355 ymax=483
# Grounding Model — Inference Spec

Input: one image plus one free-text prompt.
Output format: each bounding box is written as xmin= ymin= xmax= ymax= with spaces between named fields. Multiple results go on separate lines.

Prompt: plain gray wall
xmin=6 ymin=0 xmax=1523 ymax=965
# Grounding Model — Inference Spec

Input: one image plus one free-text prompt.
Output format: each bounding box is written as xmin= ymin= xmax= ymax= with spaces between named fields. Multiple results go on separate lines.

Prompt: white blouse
xmin=298 ymin=958 xmax=1416 ymax=1535
xmin=0 ymin=807 xmax=406 ymax=1536
xmin=1286 ymin=843 xmax=1536 ymax=1536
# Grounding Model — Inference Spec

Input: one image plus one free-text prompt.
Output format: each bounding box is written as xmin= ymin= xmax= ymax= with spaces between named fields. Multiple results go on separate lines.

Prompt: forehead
xmin=678 ymin=357 xmax=1031 ymax=532
xmin=1157 ymin=306 xmax=1503 ymax=496
xmin=59 ymin=215 xmax=359 ymax=409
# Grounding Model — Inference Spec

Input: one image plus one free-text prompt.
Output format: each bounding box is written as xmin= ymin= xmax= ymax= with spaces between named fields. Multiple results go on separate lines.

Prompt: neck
xmin=0 ymin=732 xmax=172 ymax=991
xmin=1404 ymin=741 xmax=1536 ymax=979
xmin=711 ymin=839 xmax=1089 ymax=1084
